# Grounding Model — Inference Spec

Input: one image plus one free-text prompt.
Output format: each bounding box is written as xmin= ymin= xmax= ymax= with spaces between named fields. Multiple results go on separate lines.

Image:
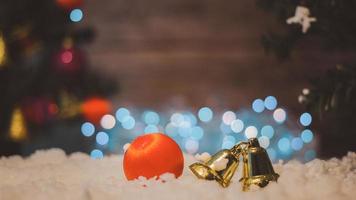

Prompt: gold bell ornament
xmin=189 ymin=138 xmax=279 ymax=191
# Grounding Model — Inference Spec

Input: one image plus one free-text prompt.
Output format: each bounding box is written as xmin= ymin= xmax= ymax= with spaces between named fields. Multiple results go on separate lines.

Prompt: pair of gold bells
xmin=189 ymin=138 xmax=279 ymax=191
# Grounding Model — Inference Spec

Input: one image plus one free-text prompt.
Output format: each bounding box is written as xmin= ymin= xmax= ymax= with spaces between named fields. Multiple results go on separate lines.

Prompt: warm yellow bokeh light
xmin=0 ymin=33 xmax=6 ymax=66
xmin=9 ymin=108 xmax=27 ymax=141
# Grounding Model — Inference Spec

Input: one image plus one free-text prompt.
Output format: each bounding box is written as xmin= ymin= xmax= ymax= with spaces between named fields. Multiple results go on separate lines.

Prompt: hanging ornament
xmin=9 ymin=108 xmax=28 ymax=141
xmin=22 ymin=97 xmax=57 ymax=125
xmin=189 ymin=138 xmax=279 ymax=190
xmin=56 ymin=0 xmax=83 ymax=10
xmin=81 ymin=97 xmax=112 ymax=124
xmin=123 ymin=133 xmax=184 ymax=180
xmin=0 ymin=32 xmax=7 ymax=67
xmin=286 ymin=6 xmax=317 ymax=33
xmin=58 ymin=91 xmax=81 ymax=119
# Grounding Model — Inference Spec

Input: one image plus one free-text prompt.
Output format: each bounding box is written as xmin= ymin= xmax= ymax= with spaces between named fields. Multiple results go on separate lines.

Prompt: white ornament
xmin=194 ymin=152 xmax=211 ymax=162
xmin=286 ymin=6 xmax=317 ymax=33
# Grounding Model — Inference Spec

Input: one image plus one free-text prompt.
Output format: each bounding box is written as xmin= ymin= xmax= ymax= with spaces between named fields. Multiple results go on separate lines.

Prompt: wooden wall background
xmin=83 ymin=0 xmax=354 ymax=115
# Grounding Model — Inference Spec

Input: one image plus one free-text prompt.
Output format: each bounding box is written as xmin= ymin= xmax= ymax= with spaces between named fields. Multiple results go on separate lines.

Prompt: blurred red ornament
xmin=22 ymin=97 xmax=57 ymax=125
xmin=81 ymin=97 xmax=112 ymax=124
xmin=56 ymin=0 xmax=83 ymax=10
xmin=55 ymin=48 xmax=85 ymax=74
xmin=123 ymin=133 xmax=184 ymax=180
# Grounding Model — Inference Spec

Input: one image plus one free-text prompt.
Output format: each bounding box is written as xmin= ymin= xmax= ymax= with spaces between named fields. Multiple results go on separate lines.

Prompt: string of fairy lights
xmin=81 ymin=96 xmax=316 ymax=162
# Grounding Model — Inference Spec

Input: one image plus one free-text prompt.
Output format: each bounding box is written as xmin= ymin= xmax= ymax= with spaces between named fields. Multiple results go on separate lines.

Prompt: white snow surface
xmin=0 ymin=149 xmax=355 ymax=200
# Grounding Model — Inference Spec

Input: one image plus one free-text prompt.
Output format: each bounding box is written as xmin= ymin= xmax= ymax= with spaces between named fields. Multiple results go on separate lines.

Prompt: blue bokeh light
xmin=171 ymin=113 xmax=184 ymax=126
xmin=231 ymin=119 xmax=244 ymax=133
xmin=252 ymin=99 xmax=265 ymax=113
xmin=145 ymin=125 xmax=159 ymax=134
xmin=220 ymin=122 xmax=232 ymax=134
xmin=165 ymin=123 xmax=178 ymax=137
xmin=96 ymin=132 xmax=109 ymax=145
xmin=70 ymin=9 xmax=83 ymax=22
xmin=261 ymin=125 xmax=274 ymax=139
xmin=121 ymin=116 xmax=135 ymax=130
xmin=81 ymin=122 xmax=95 ymax=137
xmin=222 ymin=140 xmax=235 ymax=149
xmin=178 ymin=126 xmax=191 ymax=138
xmin=90 ymin=149 xmax=104 ymax=159
xmin=264 ymin=96 xmax=278 ymax=110
xmin=184 ymin=113 xmax=197 ymax=126
xmin=267 ymin=148 xmax=277 ymax=162
xmin=143 ymin=111 xmax=160 ymax=125
xmin=116 ymin=108 xmax=130 ymax=122
xmin=304 ymin=150 xmax=316 ymax=162
xmin=191 ymin=126 xmax=204 ymax=140
xmin=301 ymin=129 xmax=313 ymax=143
xmin=291 ymin=137 xmax=304 ymax=151
xmin=198 ymin=107 xmax=213 ymax=122
xmin=224 ymin=135 xmax=236 ymax=144
xmin=278 ymin=138 xmax=290 ymax=152
xmin=300 ymin=112 xmax=312 ymax=126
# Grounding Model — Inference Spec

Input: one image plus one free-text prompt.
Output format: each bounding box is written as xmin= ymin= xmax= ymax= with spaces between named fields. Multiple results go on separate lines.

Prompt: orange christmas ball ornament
xmin=123 ymin=133 xmax=184 ymax=180
xmin=81 ymin=97 xmax=112 ymax=124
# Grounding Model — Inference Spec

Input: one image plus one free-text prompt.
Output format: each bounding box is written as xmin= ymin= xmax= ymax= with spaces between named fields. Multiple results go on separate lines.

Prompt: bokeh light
xmin=220 ymin=122 xmax=232 ymax=134
xmin=69 ymin=9 xmax=83 ymax=22
xmin=191 ymin=126 xmax=204 ymax=140
xmin=222 ymin=140 xmax=235 ymax=149
xmin=121 ymin=116 xmax=135 ymax=130
xmin=223 ymin=135 xmax=236 ymax=144
xmin=273 ymin=108 xmax=287 ymax=123
xmin=261 ymin=125 xmax=274 ymax=139
xmin=198 ymin=107 xmax=213 ymax=122
xmin=81 ymin=122 xmax=95 ymax=137
xmin=96 ymin=132 xmax=109 ymax=145
xmin=264 ymin=96 xmax=278 ymax=110
xmin=61 ymin=50 xmax=73 ymax=64
xmin=245 ymin=126 xmax=258 ymax=139
xmin=231 ymin=119 xmax=244 ymax=133
xmin=267 ymin=148 xmax=277 ymax=162
xmin=222 ymin=111 xmax=236 ymax=125
xmin=144 ymin=125 xmax=159 ymax=133
xmin=165 ymin=123 xmax=178 ymax=137
xmin=171 ymin=113 xmax=184 ymax=126
xmin=115 ymin=108 xmax=130 ymax=122
xmin=100 ymin=114 xmax=116 ymax=129
xmin=185 ymin=139 xmax=199 ymax=154
xmin=258 ymin=136 xmax=270 ymax=148
xmin=184 ymin=113 xmax=197 ymax=126
xmin=278 ymin=137 xmax=290 ymax=152
xmin=301 ymin=129 xmax=314 ymax=143
xmin=90 ymin=149 xmax=104 ymax=159
xmin=143 ymin=111 xmax=160 ymax=125
xmin=291 ymin=137 xmax=304 ymax=151
xmin=81 ymin=94 xmax=317 ymax=162
xmin=252 ymin=99 xmax=265 ymax=113
xmin=300 ymin=112 xmax=312 ymax=126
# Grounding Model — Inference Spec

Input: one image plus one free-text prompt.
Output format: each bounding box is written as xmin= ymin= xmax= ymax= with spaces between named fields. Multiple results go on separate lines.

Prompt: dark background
xmin=1 ymin=0 xmax=355 ymax=158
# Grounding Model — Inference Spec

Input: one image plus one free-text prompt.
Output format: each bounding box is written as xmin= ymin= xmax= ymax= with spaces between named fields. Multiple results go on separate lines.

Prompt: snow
xmin=0 ymin=149 xmax=355 ymax=200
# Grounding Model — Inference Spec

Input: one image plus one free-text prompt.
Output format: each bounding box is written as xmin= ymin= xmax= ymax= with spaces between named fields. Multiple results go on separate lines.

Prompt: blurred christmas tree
xmin=257 ymin=0 xmax=356 ymax=59
xmin=256 ymin=0 xmax=356 ymax=157
xmin=0 ymin=0 xmax=117 ymax=155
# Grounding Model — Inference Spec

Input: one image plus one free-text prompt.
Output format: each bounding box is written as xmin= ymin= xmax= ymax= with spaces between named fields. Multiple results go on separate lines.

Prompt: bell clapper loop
xmin=230 ymin=142 xmax=248 ymax=158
